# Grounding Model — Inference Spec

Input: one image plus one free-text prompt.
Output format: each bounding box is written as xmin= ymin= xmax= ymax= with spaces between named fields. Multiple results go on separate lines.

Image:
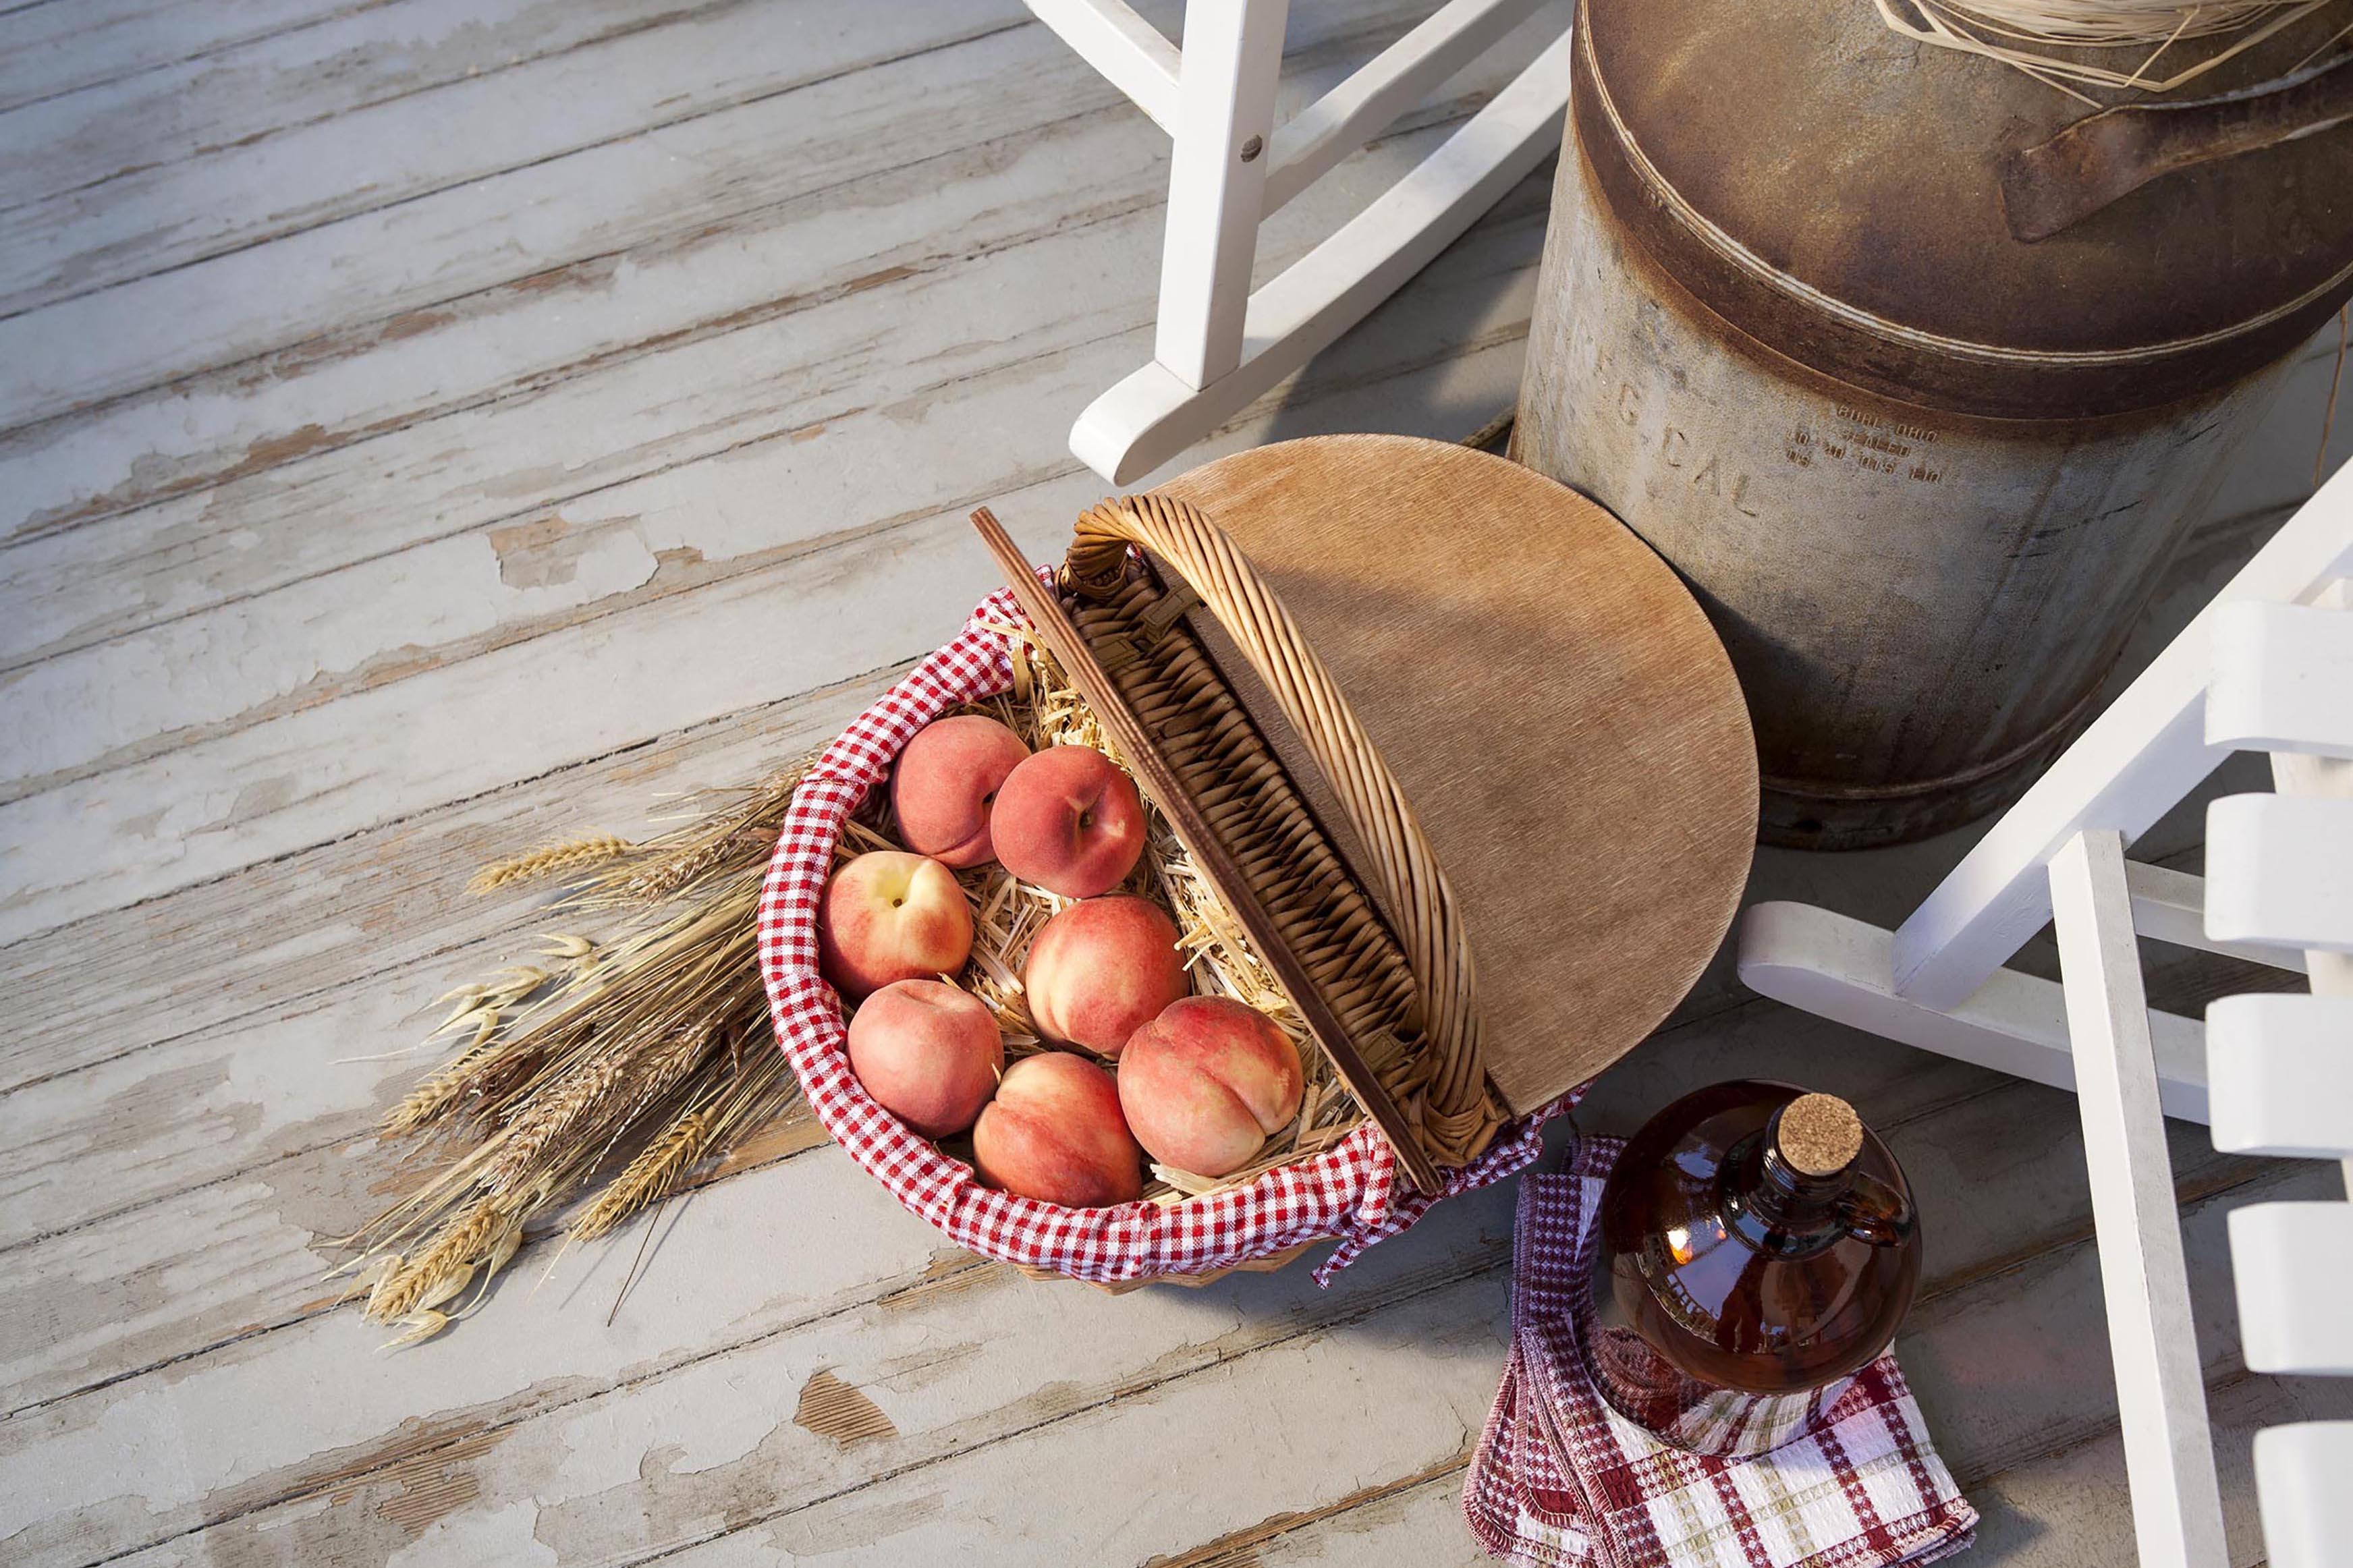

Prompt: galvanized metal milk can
xmin=1514 ymin=0 xmax=2353 ymax=847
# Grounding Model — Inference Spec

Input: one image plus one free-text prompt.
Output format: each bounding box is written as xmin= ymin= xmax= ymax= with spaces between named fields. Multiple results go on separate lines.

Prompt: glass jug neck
xmin=1720 ymin=1124 xmax=1852 ymax=1256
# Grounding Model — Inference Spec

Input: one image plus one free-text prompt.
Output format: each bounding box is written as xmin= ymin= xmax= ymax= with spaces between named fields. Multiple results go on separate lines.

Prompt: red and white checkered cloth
xmin=1466 ymin=1138 xmax=1977 ymax=1568
xmin=756 ymin=584 xmax=1574 ymax=1286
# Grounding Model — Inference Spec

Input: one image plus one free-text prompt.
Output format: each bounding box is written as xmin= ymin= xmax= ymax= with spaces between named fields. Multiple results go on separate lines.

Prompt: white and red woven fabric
xmin=756 ymin=584 xmax=1574 ymax=1286
xmin=1466 ymin=1138 xmax=1977 ymax=1568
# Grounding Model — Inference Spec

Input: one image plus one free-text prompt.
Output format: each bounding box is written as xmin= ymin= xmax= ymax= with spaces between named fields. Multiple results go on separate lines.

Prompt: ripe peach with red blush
xmin=972 ymin=1051 xmax=1143 ymax=1207
xmin=1023 ymin=895 xmax=1188 ymax=1058
xmin=891 ymin=715 xmax=1030 ymax=869
xmin=817 ymin=851 xmax=974 ymax=999
xmin=846 ymin=979 xmax=1003 ymax=1138
xmin=1117 ymin=996 xmax=1304 ymax=1177
xmin=990 ymin=745 xmax=1147 ymax=897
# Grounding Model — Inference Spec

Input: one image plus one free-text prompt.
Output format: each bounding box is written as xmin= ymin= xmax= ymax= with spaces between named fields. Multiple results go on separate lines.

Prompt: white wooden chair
xmin=1024 ymin=0 xmax=1572 ymax=482
xmin=1740 ymin=458 xmax=2353 ymax=1568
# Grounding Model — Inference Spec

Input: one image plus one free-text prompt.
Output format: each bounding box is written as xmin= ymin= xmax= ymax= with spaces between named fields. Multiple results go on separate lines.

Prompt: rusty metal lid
xmin=1573 ymin=0 xmax=2353 ymax=419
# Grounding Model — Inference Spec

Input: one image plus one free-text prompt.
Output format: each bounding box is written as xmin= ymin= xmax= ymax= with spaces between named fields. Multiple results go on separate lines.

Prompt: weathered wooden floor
xmin=1 ymin=3 xmax=2348 ymax=1564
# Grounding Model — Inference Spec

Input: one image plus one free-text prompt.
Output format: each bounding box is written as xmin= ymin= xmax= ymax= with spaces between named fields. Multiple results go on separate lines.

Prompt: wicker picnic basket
xmin=755 ymin=489 xmax=1554 ymax=1289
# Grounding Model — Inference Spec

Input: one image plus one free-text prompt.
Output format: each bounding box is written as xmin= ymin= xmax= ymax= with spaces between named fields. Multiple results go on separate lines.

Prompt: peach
xmin=817 ymin=851 xmax=974 ymax=999
xmin=846 ymin=979 xmax=1003 ymax=1138
xmin=990 ymin=744 xmax=1147 ymax=897
xmin=891 ymin=715 xmax=1030 ymax=869
xmin=972 ymin=1051 xmax=1143 ymax=1208
xmin=1117 ymin=996 xmax=1304 ymax=1177
xmin=1023 ymin=895 xmax=1188 ymax=1058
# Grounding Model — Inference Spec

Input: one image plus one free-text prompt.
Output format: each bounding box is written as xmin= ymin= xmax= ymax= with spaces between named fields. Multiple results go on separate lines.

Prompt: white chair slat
xmin=2227 ymin=1203 xmax=2353 ymax=1376
xmin=2205 ymin=794 xmax=2353 ymax=955
xmin=2207 ymin=995 xmax=2353 ymax=1159
xmin=2252 ymin=1422 xmax=2353 ymax=1568
xmin=2207 ymin=600 xmax=2353 ymax=760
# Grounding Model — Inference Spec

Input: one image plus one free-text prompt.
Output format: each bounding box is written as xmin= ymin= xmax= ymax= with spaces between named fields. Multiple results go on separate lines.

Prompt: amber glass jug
xmin=1581 ymin=1081 xmax=1920 ymax=1457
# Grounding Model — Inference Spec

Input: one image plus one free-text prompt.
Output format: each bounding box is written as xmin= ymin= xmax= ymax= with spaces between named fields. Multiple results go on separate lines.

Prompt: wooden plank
xmin=0 ymin=90 xmax=1527 ymax=762
xmin=0 ymin=0 xmax=1038 ymax=322
xmin=2047 ymin=830 xmax=2227 ymax=1568
xmin=0 ymin=0 xmax=383 ymax=117
xmin=1050 ymin=1367 xmax=2353 ymax=1568
xmin=0 ymin=671 xmax=890 ymax=1096
xmin=0 ymin=0 xmax=1424 ymax=437
xmin=2227 ymin=1202 xmax=2353 ymax=1374
xmin=0 ymin=75 xmax=1168 ymax=664
xmin=0 ymin=275 xmax=1535 ymax=1105
xmin=1966 ymin=1371 xmax=2353 ymax=1568
xmin=0 ymin=955 xmax=2275 ymax=1534
xmin=0 ymin=0 xmax=736 ymax=211
xmin=0 ymin=0 xmax=1483 ymax=614
xmin=0 ymin=949 xmax=1913 ymax=1413
xmin=0 ymin=184 xmax=1551 ymax=943
xmin=57 ymin=1132 xmax=2340 ymax=1568
xmin=0 ymin=12 xmax=1065 ymax=443
xmin=0 ymin=666 xmax=2277 ymax=1266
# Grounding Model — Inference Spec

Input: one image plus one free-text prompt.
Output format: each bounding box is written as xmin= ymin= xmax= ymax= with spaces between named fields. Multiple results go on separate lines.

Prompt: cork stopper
xmin=1775 ymin=1093 xmax=1863 ymax=1177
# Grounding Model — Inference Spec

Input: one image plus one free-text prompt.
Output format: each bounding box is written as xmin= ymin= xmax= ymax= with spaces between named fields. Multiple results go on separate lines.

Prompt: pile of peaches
xmin=819 ymin=714 xmax=1304 ymax=1208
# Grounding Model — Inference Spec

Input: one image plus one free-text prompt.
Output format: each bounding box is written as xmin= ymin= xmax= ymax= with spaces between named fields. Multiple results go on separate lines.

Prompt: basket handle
xmin=1067 ymin=495 xmax=1491 ymax=1157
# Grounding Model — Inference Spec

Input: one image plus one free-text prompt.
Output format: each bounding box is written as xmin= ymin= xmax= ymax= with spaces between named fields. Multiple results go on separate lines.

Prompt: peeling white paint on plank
xmin=0 ymin=12 xmax=1096 ymax=441
xmin=84 ymin=1158 xmax=2345 ymax=1568
xmin=0 ymin=675 xmax=891 ymax=1092
xmin=0 ymin=155 xmax=1545 ymax=799
xmin=0 ymin=1 xmax=1034 ymax=321
xmin=0 ymin=991 xmax=2300 ymax=1563
xmin=0 ymin=946 xmax=1966 ymax=1405
xmin=0 ymin=0 xmax=742 ymax=213
xmin=0 ymin=0 xmax=384 ymax=117
xmin=0 ymin=287 xmax=1539 ymax=942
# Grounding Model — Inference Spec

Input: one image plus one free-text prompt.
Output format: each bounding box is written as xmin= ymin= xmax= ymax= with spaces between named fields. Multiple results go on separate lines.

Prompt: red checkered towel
xmin=757 ymin=583 xmax=1574 ymax=1287
xmin=1466 ymin=1138 xmax=1977 ymax=1568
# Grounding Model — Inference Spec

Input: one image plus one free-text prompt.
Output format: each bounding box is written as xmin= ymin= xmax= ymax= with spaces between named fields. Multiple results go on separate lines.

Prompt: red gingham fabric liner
xmin=756 ymin=584 xmax=1576 ymax=1286
xmin=1465 ymin=1138 xmax=1977 ymax=1568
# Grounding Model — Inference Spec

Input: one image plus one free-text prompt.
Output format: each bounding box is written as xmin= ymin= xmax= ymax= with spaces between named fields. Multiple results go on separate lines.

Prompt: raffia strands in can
xmin=1873 ymin=0 xmax=2350 ymax=96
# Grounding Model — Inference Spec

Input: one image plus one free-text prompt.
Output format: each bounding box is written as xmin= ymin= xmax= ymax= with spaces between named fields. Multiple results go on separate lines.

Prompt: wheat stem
xmin=468 ymin=835 xmax=635 ymax=895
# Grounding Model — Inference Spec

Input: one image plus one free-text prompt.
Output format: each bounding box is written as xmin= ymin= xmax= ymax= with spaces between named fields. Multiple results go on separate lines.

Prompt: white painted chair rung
xmin=1024 ymin=0 xmax=1574 ymax=482
xmin=1740 ymin=457 xmax=2353 ymax=1568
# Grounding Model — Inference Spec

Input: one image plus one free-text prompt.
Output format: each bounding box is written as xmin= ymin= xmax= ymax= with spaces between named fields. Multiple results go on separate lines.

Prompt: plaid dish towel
xmin=1466 ymin=1138 xmax=1977 ymax=1568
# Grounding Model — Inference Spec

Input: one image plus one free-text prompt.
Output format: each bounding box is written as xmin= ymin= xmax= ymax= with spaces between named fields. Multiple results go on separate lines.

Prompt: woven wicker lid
xmin=1153 ymin=435 xmax=1758 ymax=1114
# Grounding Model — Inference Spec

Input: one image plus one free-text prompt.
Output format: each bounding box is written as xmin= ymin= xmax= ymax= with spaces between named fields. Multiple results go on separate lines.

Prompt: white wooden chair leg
xmin=1027 ymin=0 xmax=1576 ymax=482
xmin=2049 ymin=829 xmax=2230 ymax=1568
xmin=1155 ymin=0 xmax=1288 ymax=391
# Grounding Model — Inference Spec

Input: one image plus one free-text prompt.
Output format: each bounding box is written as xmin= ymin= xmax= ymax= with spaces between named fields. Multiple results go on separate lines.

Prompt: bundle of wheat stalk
xmin=340 ymin=629 xmax=1358 ymax=1345
xmin=1875 ymin=0 xmax=2350 ymax=96
xmin=337 ymin=768 xmax=812 ymax=1347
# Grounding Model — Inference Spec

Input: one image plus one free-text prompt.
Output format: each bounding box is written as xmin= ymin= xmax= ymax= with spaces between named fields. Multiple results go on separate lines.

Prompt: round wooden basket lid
xmin=1154 ymin=434 xmax=1757 ymax=1114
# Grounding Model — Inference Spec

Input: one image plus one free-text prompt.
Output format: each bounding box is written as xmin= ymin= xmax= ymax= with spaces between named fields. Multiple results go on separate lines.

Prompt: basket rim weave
xmin=756 ymin=580 xmax=1572 ymax=1286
